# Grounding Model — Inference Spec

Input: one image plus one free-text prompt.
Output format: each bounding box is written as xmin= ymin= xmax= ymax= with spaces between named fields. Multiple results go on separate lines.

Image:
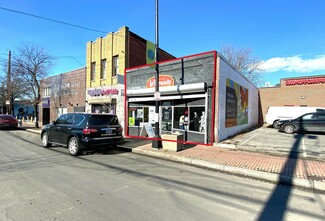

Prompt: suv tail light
xmin=118 ymin=126 xmax=123 ymax=132
xmin=82 ymin=128 xmax=99 ymax=135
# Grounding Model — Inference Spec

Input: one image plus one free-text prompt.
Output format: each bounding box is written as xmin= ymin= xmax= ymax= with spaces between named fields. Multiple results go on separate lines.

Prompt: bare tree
xmin=11 ymin=43 xmax=54 ymax=127
xmin=220 ymin=45 xmax=264 ymax=86
xmin=0 ymin=57 xmax=33 ymax=114
xmin=0 ymin=68 xmax=31 ymax=113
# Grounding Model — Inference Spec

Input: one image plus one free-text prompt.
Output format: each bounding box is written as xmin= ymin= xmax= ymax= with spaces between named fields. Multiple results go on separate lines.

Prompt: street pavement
xmin=23 ymin=123 xmax=325 ymax=192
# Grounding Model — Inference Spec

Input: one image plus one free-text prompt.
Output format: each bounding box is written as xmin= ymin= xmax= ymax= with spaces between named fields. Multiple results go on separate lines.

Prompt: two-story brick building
xmin=85 ymin=26 xmax=175 ymax=129
xmin=39 ymin=67 xmax=86 ymax=125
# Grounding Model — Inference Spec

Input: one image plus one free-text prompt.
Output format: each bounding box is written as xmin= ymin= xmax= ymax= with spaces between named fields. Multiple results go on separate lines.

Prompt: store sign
xmin=285 ymin=77 xmax=325 ymax=86
xmin=146 ymin=75 xmax=174 ymax=88
xmin=88 ymin=88 xmax=119 ymax=96
xmin=42 ymin=97 xmax=50 ymax=108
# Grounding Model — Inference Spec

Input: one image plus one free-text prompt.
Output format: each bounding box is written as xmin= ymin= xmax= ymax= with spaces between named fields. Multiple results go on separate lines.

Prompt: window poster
xmin=225 ymin=78 xmax=249 ymax=128
xmin=149 ymin=107 xmax=156 ymax=124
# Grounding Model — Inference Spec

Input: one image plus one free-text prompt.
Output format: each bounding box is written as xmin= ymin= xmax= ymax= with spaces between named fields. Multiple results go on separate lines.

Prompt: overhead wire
xmin=0 ymin=5 xmax=132 ymax=66
xmin=0 ymin=6 xmax=107 ymax=34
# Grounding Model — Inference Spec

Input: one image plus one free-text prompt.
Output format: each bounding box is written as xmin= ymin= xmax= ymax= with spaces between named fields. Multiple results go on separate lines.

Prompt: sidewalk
xmin=24 ymin=124 xmax=325 ymax=192
xmin=131 ymin=142 xmax=325 ymax=191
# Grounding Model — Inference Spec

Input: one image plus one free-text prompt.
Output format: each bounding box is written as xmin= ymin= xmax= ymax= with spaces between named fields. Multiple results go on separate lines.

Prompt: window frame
xmin=91 ymin=62 xmax=96 ymax=81
xmin=101 ymin=59 xmax=107 ymax=79
xmin=112 ymin=56 xmax=119 ymax=77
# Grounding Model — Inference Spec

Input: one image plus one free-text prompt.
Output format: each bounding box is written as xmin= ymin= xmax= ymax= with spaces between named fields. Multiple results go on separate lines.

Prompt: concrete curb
xmin=26 ymin=129 xmax=42 ymax=134
xmin=132 ymin=147 xmax=325 ymax=192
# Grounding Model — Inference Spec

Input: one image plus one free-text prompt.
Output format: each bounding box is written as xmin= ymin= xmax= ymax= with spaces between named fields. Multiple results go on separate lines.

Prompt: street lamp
xmin=152 ymin=0 xmax=162 ymax=149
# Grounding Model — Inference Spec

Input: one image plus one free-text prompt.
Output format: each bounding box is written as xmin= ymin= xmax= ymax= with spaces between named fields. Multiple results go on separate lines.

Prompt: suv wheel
xmin=41 ymin=132 xmax=52 ymax=148
xmin=68 ymin=137 xmax=80 ymax=156
xmin=284 ymin=125 xmax=295 ymax=134
xmin=273 ymin=120 xmax=281 ymax=129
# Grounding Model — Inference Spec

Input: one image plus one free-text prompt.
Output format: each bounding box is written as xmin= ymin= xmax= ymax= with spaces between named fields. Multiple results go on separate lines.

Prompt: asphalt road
xmin=0 ymin=129 xmax=325 ymax=221
xmin=223 ymin=126 xmax=325 ymax=161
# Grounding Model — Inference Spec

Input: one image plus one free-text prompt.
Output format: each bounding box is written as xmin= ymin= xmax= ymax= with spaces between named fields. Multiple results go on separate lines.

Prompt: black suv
xmin=41 ymin=113 xmax=123 ymax=156
xmin=278 ymin=111 xmax=325 ymax=134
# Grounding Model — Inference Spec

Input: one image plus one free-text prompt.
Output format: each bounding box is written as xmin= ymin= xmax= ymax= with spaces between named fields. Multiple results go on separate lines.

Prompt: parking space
xmin=220 ymin=126 xmax=325 ymax=161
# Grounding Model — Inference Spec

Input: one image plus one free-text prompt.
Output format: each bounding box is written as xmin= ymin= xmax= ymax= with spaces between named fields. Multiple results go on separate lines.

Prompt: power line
xmin=0 ymin=6 xmax=107 ymax=34
xmin=53 ymin=56 xmax=85 ymax=66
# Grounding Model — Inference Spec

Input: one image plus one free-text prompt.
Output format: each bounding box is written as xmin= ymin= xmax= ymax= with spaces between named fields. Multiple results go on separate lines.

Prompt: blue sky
xmin=0 ymin=0 xmax=325 ymax=87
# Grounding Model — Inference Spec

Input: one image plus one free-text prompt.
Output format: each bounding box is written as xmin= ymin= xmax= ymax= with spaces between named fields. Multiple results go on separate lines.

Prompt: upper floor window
xmin=44 ymin=87 xmax=51 ymax=97
xmin=101 ymin=59 xmax=107 ymax=79
xmin=112 ymin=56 xmax=119 ymax=77
xmin=91 ymin=62 xmax=96 ymax=81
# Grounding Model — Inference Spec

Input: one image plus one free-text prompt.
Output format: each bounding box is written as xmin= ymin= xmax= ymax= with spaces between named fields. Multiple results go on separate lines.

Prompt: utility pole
xmin=7 ymin=51 xmax=11 ymax=115
xmin=152 ymin=0 xmax=162 ymax=149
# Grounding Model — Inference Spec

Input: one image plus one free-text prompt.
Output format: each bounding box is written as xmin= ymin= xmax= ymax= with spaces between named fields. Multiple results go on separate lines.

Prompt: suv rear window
xmin=88 ymin=115 xmax=119 ymax=126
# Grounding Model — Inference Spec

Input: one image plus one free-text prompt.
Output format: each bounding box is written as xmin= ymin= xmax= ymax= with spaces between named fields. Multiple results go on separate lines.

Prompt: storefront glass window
xmin=128 ymin=107 xmax=150 ymax=126
xmin=92 ymin=103 xmax=114 ymax=114
xmin=173 ymin=106 xmax=205 ymax=132
xmin=189 ymin=107 xmax=205 ymax=132
xmin=161 ymin=107 xmax=172 ymax=131
xmin=174 ymin=107 xmax=188 ymax=130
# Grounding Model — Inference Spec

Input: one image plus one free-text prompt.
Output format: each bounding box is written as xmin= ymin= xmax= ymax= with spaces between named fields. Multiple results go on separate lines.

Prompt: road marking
xmin=237 ymin=134 xmax=258 ymax=148
xmin=113 ymin=185 xmax=129 ymax=193
xmin=302 ymin=138 xmax=307 ymax=158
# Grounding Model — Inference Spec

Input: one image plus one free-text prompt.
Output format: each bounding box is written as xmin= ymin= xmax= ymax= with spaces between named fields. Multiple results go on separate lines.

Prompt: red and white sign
xmin=285 ymin=77 xmax=325 ymax=86
xmin=146 ymin=75 xmax=174 ymax=88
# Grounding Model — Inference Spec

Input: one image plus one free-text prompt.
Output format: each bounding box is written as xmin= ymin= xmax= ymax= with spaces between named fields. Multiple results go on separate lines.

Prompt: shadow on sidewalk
xmin=257 ymin=134 xmax=303 ymax=220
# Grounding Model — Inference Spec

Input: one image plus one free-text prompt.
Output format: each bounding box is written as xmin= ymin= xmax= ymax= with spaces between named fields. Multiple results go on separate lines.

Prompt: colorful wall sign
xmin=87 ymin=88 xmax=119 ymax=96
xmin=225 ymin=78 xmax=249 ymax=128
xmin=146 ymin=75 xmax=174 ymax=88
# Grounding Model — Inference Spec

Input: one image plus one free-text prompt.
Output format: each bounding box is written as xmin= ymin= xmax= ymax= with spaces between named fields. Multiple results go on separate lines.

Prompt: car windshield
xmin=88 ymin=115 xmax=119 ymax=126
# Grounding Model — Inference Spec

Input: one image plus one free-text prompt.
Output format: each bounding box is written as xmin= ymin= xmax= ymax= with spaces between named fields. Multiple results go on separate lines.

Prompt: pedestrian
xmin=184 ymin=111 xmax=189 ymax=131
xmin=179 ymin=115 xmax=185 ymax=129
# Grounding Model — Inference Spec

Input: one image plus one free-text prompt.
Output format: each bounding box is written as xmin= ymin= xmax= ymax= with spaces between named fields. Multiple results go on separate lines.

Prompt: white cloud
xmin=260 ymin=55 xmax=325 ymax=73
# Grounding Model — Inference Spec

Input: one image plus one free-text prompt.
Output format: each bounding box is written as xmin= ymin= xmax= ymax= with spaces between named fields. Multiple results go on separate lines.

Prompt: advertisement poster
xmin=149 ymin=107 xmax=156 ymax=124
xmin=225 ymin=78 xmax=249 ymax=128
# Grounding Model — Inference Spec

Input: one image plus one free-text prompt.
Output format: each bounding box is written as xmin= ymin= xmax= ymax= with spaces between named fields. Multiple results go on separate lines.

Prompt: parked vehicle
xmin=0 ymin=114 xmax=18 ymax=129
xmin=41 ymin=113 xmax=124 ymax=156
xmin=265 ymin=106 xmax=325 ymax=129
xmin=278 ymin=111 xmax=325 ymax=134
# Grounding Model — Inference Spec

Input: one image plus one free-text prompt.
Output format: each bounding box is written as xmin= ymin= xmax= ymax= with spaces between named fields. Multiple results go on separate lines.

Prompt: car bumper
xmin=80 ymin=136 xmax=124 ymax=149
xmin=0 ymin=124 xmax=18 ymax=128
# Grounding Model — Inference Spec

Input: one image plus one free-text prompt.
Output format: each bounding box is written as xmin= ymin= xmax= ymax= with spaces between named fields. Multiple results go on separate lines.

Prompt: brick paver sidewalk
xmin=136 ymin=144 xmax=325 ymax=182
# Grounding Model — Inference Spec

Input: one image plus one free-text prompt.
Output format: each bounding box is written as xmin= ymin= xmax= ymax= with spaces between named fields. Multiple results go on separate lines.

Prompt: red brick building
xmin=259 ymin=75 xmax=325 ymax=122
xmin=39 ymin=68 xmax=86 ymax=126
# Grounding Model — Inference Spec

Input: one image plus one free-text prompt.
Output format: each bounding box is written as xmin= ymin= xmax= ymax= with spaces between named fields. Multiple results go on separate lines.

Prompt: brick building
xmin=39 ymin=68 xmax=86 ymax=126
xmin=259 ymin=75 xmax=325 ymax=122
xmin=85 ymin=26 xmax=175 ymax=130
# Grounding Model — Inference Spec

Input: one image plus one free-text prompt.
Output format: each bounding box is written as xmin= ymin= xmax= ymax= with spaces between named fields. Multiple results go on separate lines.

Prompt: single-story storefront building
xmin=125 ymin=51 xmax=259 ymax=145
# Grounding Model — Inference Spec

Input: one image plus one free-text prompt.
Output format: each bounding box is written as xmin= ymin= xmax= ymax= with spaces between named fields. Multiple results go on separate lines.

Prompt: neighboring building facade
xmin=125 ymin=51 xmax=259 ymax=144
xmin=85 ymin=26 xmax=174 ymax=130
xmin=39 ymin=68 xmax=86 ymax=126
xmin=259 ymin=75 xmax=325 ymax=122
